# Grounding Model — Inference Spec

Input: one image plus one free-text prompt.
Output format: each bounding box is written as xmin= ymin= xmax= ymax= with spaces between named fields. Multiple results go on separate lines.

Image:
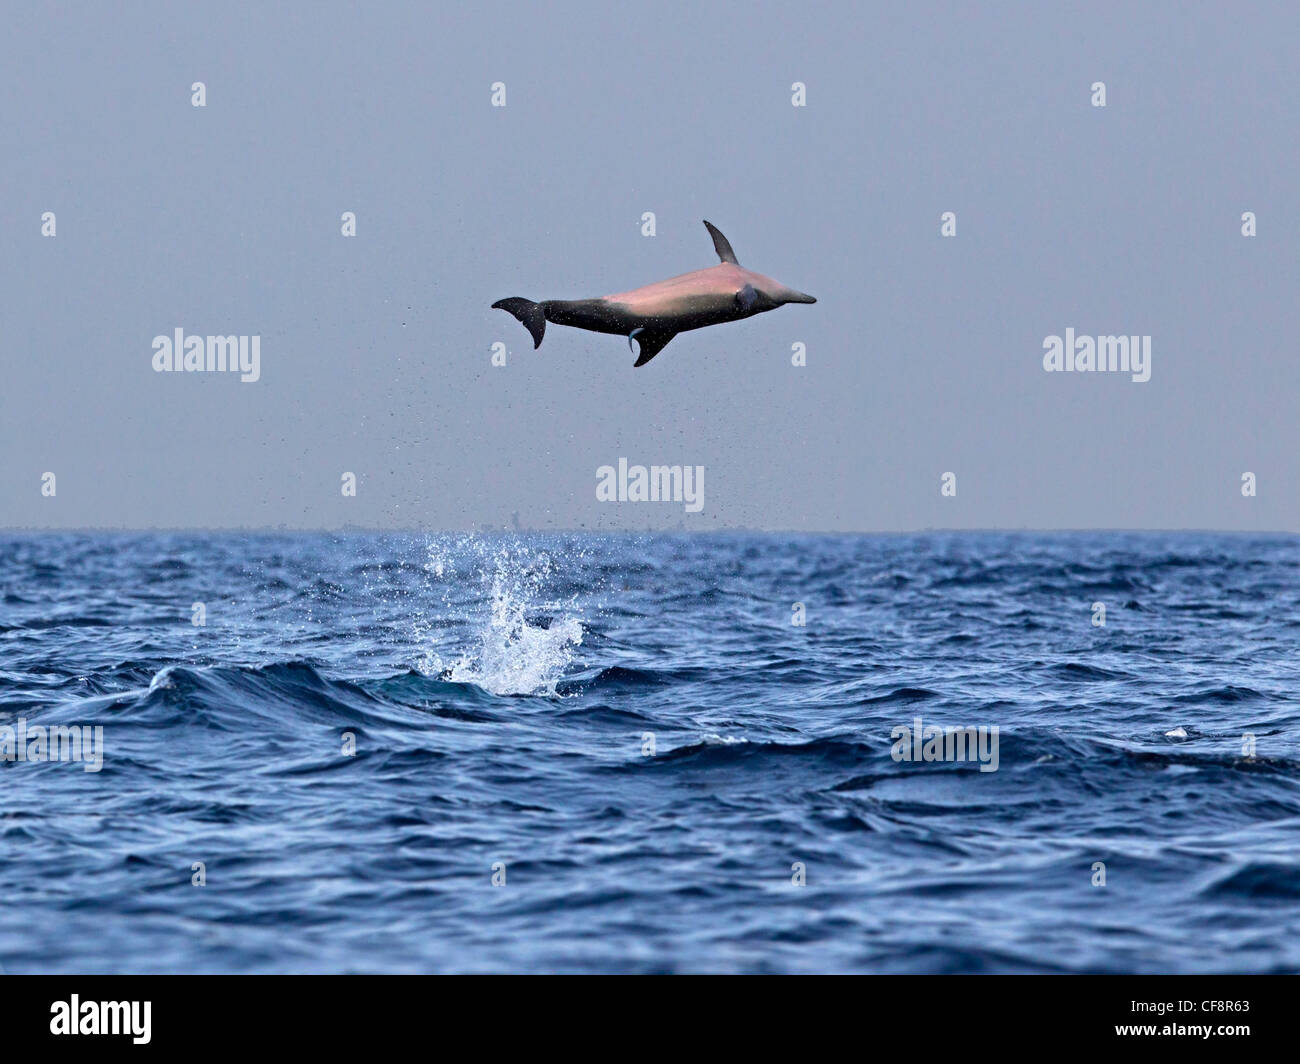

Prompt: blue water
xmin=2 ymin=531 xmax=1298 ymax=973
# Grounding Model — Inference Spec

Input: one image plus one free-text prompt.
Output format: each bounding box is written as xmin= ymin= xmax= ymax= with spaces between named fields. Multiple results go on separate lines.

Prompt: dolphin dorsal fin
xmin=703 ymin=220 xmax=739 ymax=265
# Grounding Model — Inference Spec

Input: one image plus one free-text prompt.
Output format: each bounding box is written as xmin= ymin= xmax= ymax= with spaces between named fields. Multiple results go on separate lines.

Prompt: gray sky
xmin=2 ymin=0 xmax=1296 ymax=531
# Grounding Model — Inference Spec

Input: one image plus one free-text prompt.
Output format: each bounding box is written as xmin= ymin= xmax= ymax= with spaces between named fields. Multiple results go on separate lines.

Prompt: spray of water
xmin=415 ymin=537 xmax=586 ymax=696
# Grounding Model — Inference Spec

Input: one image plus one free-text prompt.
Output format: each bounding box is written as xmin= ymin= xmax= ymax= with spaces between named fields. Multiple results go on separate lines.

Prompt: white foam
xmin=148 ymin=666 xmax=176 ymax=692
xmin=417 ymin=538 xmax=585 ymax=697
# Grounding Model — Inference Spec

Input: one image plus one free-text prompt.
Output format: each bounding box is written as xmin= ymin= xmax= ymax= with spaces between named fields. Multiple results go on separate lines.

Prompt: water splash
xmin=417 ymin=537 xmax=586 ymax=696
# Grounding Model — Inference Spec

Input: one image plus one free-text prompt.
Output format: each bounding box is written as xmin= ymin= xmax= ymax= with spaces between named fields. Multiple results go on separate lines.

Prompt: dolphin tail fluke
xmin=492 ymin=297 xmax=547 ymax=348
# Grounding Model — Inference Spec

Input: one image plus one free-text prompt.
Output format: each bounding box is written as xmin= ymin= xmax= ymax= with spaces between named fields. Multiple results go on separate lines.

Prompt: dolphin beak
xmin=788 ymin=291 xmax=817 ymax=304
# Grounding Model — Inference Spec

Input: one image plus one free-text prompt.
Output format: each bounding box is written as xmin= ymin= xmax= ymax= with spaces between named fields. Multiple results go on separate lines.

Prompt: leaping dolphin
xmin=492 ymin=221 xmax=816 ymax=367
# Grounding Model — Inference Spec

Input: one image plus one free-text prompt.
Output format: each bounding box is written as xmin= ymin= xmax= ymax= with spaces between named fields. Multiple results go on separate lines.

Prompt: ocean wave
xmin=6 ymin=530 xmax=1300 ymax=973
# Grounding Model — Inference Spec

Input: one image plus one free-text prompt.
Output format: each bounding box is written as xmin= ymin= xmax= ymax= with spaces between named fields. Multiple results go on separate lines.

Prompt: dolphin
xmin=492 ymin=221 xmax=816 ymax=367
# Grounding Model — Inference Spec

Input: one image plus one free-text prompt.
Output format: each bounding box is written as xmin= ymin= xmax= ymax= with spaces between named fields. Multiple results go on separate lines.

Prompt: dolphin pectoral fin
xmin=735 ymin=284 xmax=758 ymax=311
xmin=627 ymin=327 xmax=644 ymax=353
xmin=703 ymin=220 xmax=739 ymax=265
xmin=630 ymin=329 xmax=676 ymax=368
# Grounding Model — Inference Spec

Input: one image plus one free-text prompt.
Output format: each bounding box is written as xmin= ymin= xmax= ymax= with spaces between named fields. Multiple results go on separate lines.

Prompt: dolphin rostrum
xmin=492 ymin=221 xmax=816 ymax=367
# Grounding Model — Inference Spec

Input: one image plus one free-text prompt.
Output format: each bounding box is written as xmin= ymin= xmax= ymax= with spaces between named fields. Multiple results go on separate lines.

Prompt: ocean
xmin=2 ymin=530 xmax=1298 ymax=973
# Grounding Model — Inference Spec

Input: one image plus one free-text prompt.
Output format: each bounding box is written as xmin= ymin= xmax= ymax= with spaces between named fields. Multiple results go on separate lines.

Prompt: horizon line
xmin=0 ymin=526 xmax=1296 ymax=537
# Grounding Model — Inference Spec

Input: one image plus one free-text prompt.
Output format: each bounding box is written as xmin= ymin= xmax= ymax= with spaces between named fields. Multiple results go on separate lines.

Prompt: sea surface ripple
xmin=1 ymin=531 xmax=1298 ymax=973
